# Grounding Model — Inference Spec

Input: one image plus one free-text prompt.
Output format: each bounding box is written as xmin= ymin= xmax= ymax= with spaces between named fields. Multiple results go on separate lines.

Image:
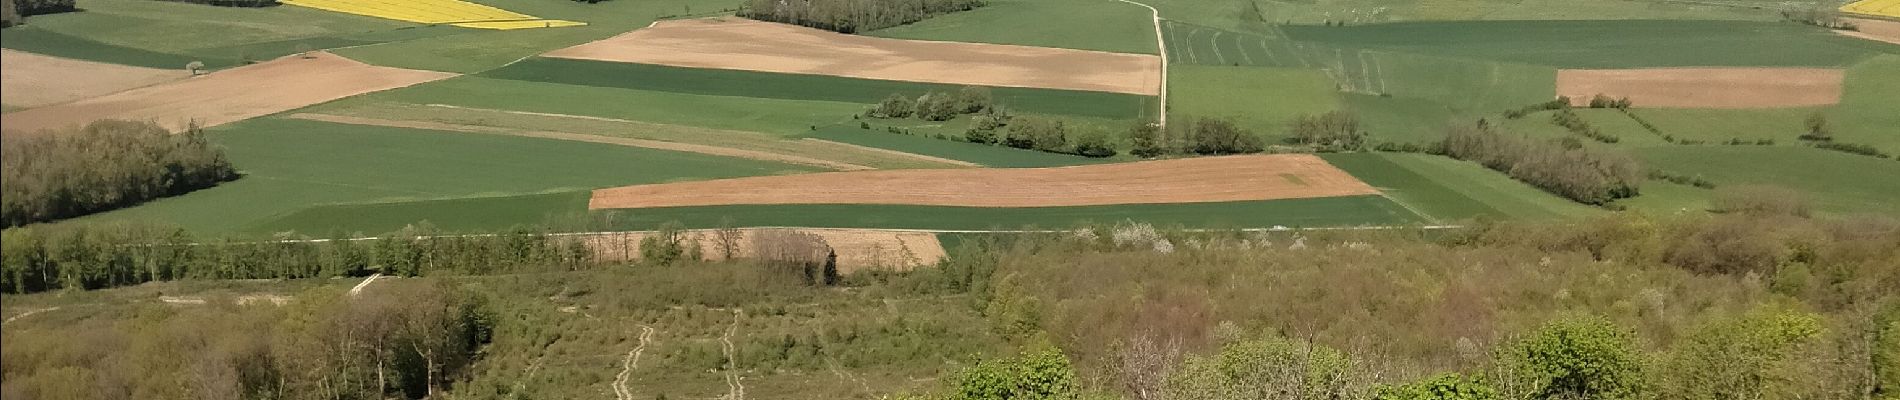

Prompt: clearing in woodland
xmin=543 ymin=18 xmax=1163 ymax=95
xmin=0 ymin=49 xmax=184 ymax=110
xmin=1555 ymin=68 xmax=1844 ymax=108
xmin=0 ymin=52 xmax=454 ymax=135
xmin=588 ymin=155 xmax=1377 ymax=209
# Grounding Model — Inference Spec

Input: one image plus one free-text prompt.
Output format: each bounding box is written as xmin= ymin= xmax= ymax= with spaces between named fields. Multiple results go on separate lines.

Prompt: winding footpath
xmin=1113 ymin=0 xmax=1169 ymax=129
xmin=612 ymin=325 xmax=656 ymax=400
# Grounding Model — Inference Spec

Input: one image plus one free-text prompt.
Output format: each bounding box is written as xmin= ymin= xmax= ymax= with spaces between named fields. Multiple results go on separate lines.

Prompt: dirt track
xmin=583 ymin=228 xmax=946 ymax=273
xmin=1 ymin=49 xmax=185 ymax=110
xmin=1840 ymin=18 xmax=1900 ymax=45
xmin=589 ymin=154 xmax=1377 ymax=209
xmin=0 ymin=52 xmax=454 ymax=135
xmin=544 ymin=18 xmax=1163 ymax=96
xmin=1556 ymin=68 xmax=1843 ymax=109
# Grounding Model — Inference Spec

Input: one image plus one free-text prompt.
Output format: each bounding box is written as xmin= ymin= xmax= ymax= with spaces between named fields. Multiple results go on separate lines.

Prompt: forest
xmin=1 ymin=120 xmax=240 ymax=228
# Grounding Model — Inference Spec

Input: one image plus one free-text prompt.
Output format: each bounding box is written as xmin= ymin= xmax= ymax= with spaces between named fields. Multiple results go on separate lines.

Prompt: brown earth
xmin=1555 ymin=68 xmax=1844 ymax=109
xmin=1840 ymin=18 xmax=1900 ymax=45
xmin=1 ymin=49 xmax=186 ymax=110
xmin=581 ymin=228 xmax=945 ymax=273
xmin=544 ymin=17 xmax=1163 ymax=96
xmin=0 ymin=52 xmax=455 ymax=135
xmin=588 ymin=154 xmax=1378 ymax=209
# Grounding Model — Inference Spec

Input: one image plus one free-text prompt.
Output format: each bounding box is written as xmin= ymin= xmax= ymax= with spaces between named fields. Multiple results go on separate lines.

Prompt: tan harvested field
xmin=581 ymin=228 xmax=945 ymax=272
xmin=1556 ymin=68 xmax=1844 ymax=109
xmin=309 ymin=102 xmax=978 ymax=169
xmin=1840 ymin=18 xmax=1900 ymax=45
xmin=589 ymin=154 xmax=1378 ymax=209
xmin=1 ymin=49 xmax=186 ymax=110
xmin=544 ymin=17 xmax=1163 ymax=96
xmin=0 ymin=52 xmax=454 ymax=135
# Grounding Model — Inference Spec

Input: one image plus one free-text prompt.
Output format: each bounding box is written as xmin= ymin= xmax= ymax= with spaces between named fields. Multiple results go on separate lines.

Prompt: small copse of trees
xmin=739 ymin=0 xmax=985 ymax=34
xmin=1288 ymin=111 xmax=1368 ymax=152
xmin=1 ymin=120 xmax=240 ymax=227
xmin=1442 ymin=122 xmax=1642 ymax=205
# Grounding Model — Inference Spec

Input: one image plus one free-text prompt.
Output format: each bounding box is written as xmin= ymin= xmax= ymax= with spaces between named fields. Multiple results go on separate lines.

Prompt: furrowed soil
xmin=1555 ymin=68 xmax=1843 ymax=108
xmin=0 ymin=49 xmax=185 ymax=110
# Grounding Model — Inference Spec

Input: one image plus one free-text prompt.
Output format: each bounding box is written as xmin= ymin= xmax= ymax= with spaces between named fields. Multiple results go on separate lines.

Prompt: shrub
xmin=1549 ymin=109 xmax=1618 ymax=143
xmin=1503 ymin=97 xmax=1570 ymax=119
xmin=1587 ymin=94 xmax=1632 ymax=109
xmin=739 ymin=0 xmax=984 ymax=33
xmin=1125 ymin=122 xmax=1165 ymax=158
xmin=1004 ymin=116 xmax=1068 ymax=152
xmin=1289 ymin=111 xmax=1368 ymax=151
xmin=1071 ymin=130 xmax=1118 ymax=158
xmin=1 ymin=120 xmax=240 ymax=227
xmin=915 ymin=92 xmax=961 ymax=122
xmin=953 ymin=340 xmax=1079 ymax=400
xmin=1799 ymin=112 xmax=1832 ymax=142
xmin=639 ymin=223 xmax=688 ymax=265
xmin=870 ymin=93 xmax=915 ymax=119
xmin=1500 ymin=314 xmax=1645 ymax=400
xmin=1164 ymin=331 xmax=1356 ymax=400
xmin=1442 ymin=123 xmax=1641 ymax=205
xmin=1813 ymin=141 xmax=1891 ymax=159
xmin=1184 ymin=118 xmax=1264 ymax=155
xmin=1711 ymin=184 xmax=1811 ymax=218
xmin=956 ymin=86 xmax=994 ymax=114
xmin=1373 ymin=374 xmax=1495 ymax=400
xmin=10 ymin=0 xmax=73 ymax=17
xmin=1657 ymin=306 xmax=1824 ymax=400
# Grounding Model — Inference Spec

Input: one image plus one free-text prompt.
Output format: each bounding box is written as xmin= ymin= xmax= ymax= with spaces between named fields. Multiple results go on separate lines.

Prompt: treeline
xmin=2 ymin=0 xmax=71 ymax=26
xmin=1 ymin=120 xmax=240 ymax=227
xmin=738 ymin=0 xmax=985 ymax=33
xmin=1 ymin=279 xmax=493 ymax=399
xmin=1442 ymin=121 xmax=1642 ymax=205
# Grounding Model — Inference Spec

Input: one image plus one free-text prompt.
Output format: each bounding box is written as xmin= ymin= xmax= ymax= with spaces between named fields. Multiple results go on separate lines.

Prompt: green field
xmin=250 ymin=194 xmax=1427 ymax=234
xmin=0 ymin=0 xmax=435 ymax=68
xmin=1283 ymin=20 xmax=1896 ymax=68
xmin=1142 ymin=0 xmax=1774 ymax=29
xmin=1167 ymin=65 xmax=1340 ymax=139
xmin=800 ymin=126 xmax=1112 ymax=168
xmin=481 ymin=58 xmax=1155 ymax=120
xmin=83 ymin=118 xmax=814 ymax=234
xmin=1831 ymin=55 xmax=1900 ymax=153
xmin=867 ymin=0 xmax=1159 ymax=54
xmin=1322 ymin=153 xmax=1600 ymax=221
xmin=329 ymin=76 xmax=870 ymax=135
xmin=1632 ymin=146 xmax=1900 ymax=215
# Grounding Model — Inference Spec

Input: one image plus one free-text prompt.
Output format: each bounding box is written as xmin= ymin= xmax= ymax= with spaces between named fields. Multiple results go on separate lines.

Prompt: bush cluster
xmin=739 ymin=0 xmax=985 ymax=33
xmin=1287 ymin=111 xmax=1368 ymax=152
xmin=1 ymin=120 xmax=240 ymax=228
xmin=1502 ymin=97 xmax=1570 ymax=119
xmin=1550 ymin=108 xmax=1620 ymax=143
xmin=1814 ymin=141 xmax=1893 ymax=159
xmin=1125 ymin=117 xmax=1265 ymax=157
xmin=1442 ymin=122 xmax=1642 ymax=205
xmin=1647 ymin=169 xmax=1717 ymax=189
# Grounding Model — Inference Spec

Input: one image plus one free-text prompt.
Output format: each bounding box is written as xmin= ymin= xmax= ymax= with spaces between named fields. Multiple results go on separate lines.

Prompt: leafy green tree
xmin=1071 ymin=130 xmax=1118 ymax=158
xmin=1164 ymin=332 xmax=1355 ymax=400
xmin=1288 ymin=111 xmax=1368 ymax=151
xmin=1657 ymin=306 xmax=1823 ymax=400
xmin=954 ymin=340 xmax=1078 ymax=400
xmin=1373 ymin=373 xmax=1496 ymax=400
xmin=871 ymin=93 xmax=915 ymax=118
xmin=1126 ymin=122 xmax=1165 ymax=158
xmin=1187 ymin=118 xmax=1264 ymax=155
xmin=956 ymin=86 xmax=995 ymax=114
xmin=1500 ymin=314 xmax=1645 ymax=400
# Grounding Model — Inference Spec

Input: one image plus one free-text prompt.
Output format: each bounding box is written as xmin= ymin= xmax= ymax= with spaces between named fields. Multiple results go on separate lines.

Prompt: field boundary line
xmin=1112 ymin=0 xmax=1168 ymax=129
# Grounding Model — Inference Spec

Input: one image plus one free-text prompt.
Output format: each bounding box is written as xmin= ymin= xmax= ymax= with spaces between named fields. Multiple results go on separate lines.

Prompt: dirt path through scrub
xmin=1556 ymin=68 xmax=1843 ymax=108
xmin=545 ymin=17 xmax=1162 ymax=95
xmin=589 ymin=154 xmax=1377 ymax=209
xmin=612 ymin=325 xmax=655 ymax=400
xmin=1 ymin=52 xmax=454 ymax=135
xmin=1 ymin=49 xmax=186 ymax=110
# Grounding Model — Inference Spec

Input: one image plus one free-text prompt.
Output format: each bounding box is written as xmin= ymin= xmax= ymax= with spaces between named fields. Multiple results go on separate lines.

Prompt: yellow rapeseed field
xmin=279 ymin=0 xmax=585 ymax=30
xmin=1842 ymin=0 xmax=1900 ymax=18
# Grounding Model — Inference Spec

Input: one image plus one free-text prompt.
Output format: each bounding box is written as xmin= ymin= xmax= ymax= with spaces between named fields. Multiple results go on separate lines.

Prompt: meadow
xmin=1167 ymin=65 xmax=1340 ymax=138
xmin=331 ymin=76 xmax=870 ymax=135
xmin=1632 ymin=146 xmax=1900 ymax=215
xmin=866 ymin=0 xmax=1159 ymax=54
xmin=799 ymin=125 xmax=1112 ymax=168
xmin=1321 ymin=152 xmax=1601 ymax=221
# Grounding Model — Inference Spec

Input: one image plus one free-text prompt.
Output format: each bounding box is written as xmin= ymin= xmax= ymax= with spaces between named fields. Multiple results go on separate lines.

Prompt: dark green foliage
xmin=1164 ymin=331 xmax=1356 ymax=400
xmin=1126 ymin=122 xmax=1164 ymax=158
xmin=1812 ymin=141 xmax=1892 ymax=159
xmin=1071 ymin=130 xmax=1118 ymax=158
xmin=1503 ymin=98 xmax=1570 ymax=119
xmin=1004 ymin=116 xmax=1068 ymax=153
xmin=953 ymin=340 xmax=1079 ymax=400
xmin=916 ymin=91 xmax=962 ymax=121
xmin=8 ymin=0 xmax=71 ymax=17
xmin=1289 ymin=111 xmax=1369 ymax=151
xmin=1586 ymin=95 xmax=1632 ymax=109
xmin=1501 ymin=314 xmax=1645 ymax=400
xmin=639 ymin=223 xmax=689 ymax=265
xmin=1 ymin=120 xmax=240 ymax=227
xmin=873 ymin=93 xmax=917 ymax=118
xmin=1647 ymin=170 xmax=1717 ymax=189
xmin=738 ymin=0 xmax=985 ymax=34
xmin=1374 ymin=374 xmax=1496 ymax=400
xmin=957 ymin=86 xmax=995 ymax=114
xmin=1442 ymin=123 xmax=1641 ymax=205
xmin=1184 ymin=118 xmax=1264 ymax=155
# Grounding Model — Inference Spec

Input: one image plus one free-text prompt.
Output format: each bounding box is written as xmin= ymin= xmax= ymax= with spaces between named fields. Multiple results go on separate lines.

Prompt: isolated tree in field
xmin=1800 ymin=112 xmax=1832 ymax=141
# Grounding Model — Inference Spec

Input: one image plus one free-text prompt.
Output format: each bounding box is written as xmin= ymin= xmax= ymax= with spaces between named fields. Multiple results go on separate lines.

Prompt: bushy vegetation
xmin=1125 ymin=117 xmax=1267 ymax=157
xmin=738 ymin=0 xmax=986 ymax=33
xmin=1 ymin=279 xmax=493 ymax=399
xmin=1442 ymin=122 xmax=1641 ymax=205
xmin=1288 ymin=111 xmax=1369 ymax=152
xmin=4 ymin=0 xmax=71 ymax=22
xmin=1 ymin=120 xmax=239 ymax=228
xmin=1549 ymin=109 xmax=1619 ymax=144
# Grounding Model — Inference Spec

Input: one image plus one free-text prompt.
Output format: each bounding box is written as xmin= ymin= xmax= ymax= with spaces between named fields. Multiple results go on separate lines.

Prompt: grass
xmin=799 ymin=125 xmax=1112 ymax=168
xmin=481 ymin=58 xmax=1155 ymax=120
xmin=246 ymin=195 xmax=1427 ymax=234
xmin=1831 ymin=55 xmax=1900 ymax=153
xmin=0 ymin=0 xmax=435 ymax=68
xmin=1142 ymin=0 xmax=1774 ymax=29
xmin=1167 ymin=65 xmax=1341 ymax=139
xmin=0 ymin=27 xmax=213 ymax=69
xmin=1632 ymin=146 xmax=1900 ymax=215
xmin=1624 ymin=108 xmax=1821 ymax=145
xmin=1322 ymin=153 xmax=1601 ymax=221
xmin=866 ymin=0 xmax=1159 ymax=55
xmin=331 ymin=76 xmax=870 ymax=135
xmin=1342 ymin=94 xmax=1461 ymax=145
xmin=1283 ymin=20 xmax=1897 ymax=68
xmin=82 ymin=118 xmax=816 ymax=235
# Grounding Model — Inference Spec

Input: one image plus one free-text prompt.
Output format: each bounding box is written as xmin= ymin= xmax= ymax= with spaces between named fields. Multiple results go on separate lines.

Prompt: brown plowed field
xmin=588 ymin=154 xmax=1377 ymax=209
xmin=1 ymin=49 xmax=185 ymax=110
xmin=0 ymin=52 xmax=455 ymax=135
xmin=1840 ymin=18 xmax=1900 ymax=45
xmin=1556 ymin=68 xmax=1843 ymax=109
xmin=583 ymin=228 xmax=945 ymax=272
xmin=544 ymin=17 xmax=1163 ymax=96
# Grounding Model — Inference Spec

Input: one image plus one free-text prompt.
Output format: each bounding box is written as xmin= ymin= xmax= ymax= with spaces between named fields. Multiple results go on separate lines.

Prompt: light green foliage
xmin=1164 ymin=332 xmax=1354 ymax=400
xmin=1877 ymin=309 xmax=1900 ymax=396
xmin=954 ymin=340 xmax=1080 ymax=400
xmin=1501 ymin=314 xmax=1645 ymax=400
xmin=1658 ymin=306 xmax=1825 ymax=400
xmin=1374 ymin=374 xmax=1496 ymax=400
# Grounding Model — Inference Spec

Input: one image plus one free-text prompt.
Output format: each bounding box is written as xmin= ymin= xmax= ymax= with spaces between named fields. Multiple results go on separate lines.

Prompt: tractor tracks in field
xmin=720 ymin=309 xmax=746 ymax=400
xmin=612 ymin=325 xmax=656 ymax=400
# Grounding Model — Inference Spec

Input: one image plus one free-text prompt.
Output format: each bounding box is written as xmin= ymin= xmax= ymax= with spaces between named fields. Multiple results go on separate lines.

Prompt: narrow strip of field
xmin=0 ymin=52 xmax=454 ymax=135
xmin=1556 ymin=68 xmax=1843 ymax=108
xmin=0 ymin=49 xmax=185 ymax=110
xmin=589 ymin=155 xmax=1378 ymax=209
xmin=279 ymin=0 xmax=584 ymax=29
xmin=1840 ymin=18 xmax=1900 ymax=45
xmin=543 ymin=17 xmax=1162 ymax=95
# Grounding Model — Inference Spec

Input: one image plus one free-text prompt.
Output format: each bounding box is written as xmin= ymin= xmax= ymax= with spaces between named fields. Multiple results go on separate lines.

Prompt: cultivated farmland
xmin=1555 ymin=68 xmax=1844 ymax=108
xmin=0 ymin=49 xmax=182 ymax=109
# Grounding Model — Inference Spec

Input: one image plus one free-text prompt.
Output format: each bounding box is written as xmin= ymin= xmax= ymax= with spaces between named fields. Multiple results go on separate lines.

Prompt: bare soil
xmin=544 ymin=17 xmax=1163 ymax=96
xmin=1840 ymin=18 xmax=1900 ymax=45
xmin=582 ymin=228 xmax=946 ymax=273
xmin=1 ymin=49 xmax=186 ymax=110
xmin=1556 ymin=68 xmax=1844 ymax=109
xmin=588 ymin=154 xmax=1378 ymax=209
xmin=0 ymin=52 xmax=455 ymax=135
